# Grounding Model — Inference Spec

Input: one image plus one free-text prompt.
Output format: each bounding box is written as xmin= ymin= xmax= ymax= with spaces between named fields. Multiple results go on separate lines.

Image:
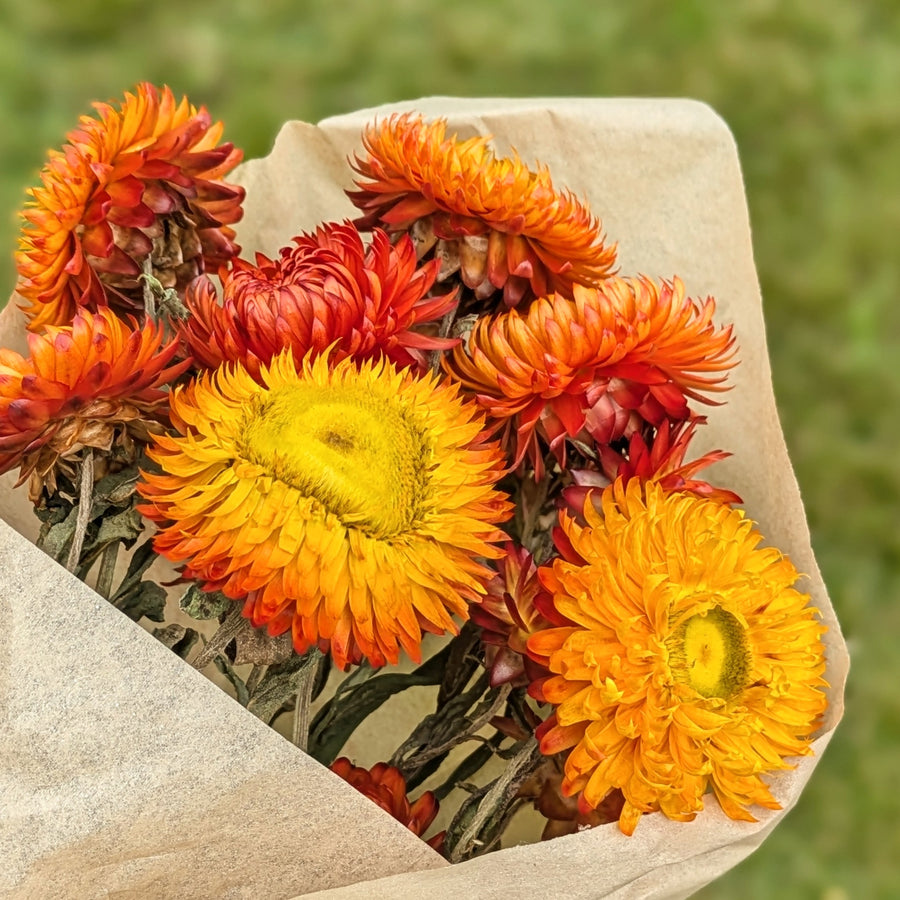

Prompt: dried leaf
xmin=213 ymin=655 xmax=250 ymax=707
xmin=307 ymin=644 xmax=452 ymax=766
xmin=92 ymin=462 xmax=142 ymax=507
xmin=433 ymin=736 xmax=504 ymax=802
xmin=233 ymin=624 xmax=293 ymax=666
xmin=247 ymin=649 xmax=326 ymax=726
xmin=93 ymin=505 xmax=143 ymax=548
xmin=153 ymin=624 xmax=200 ymax=659
xmin=110 ymin=539 xmax=159 ymax=603
xmin=37 ymin=507 xmax=79 ymax=562
xmin=179 ymin=584 xmax=231 ymax=621
xmin=114 ymin=579 xmax=167 ymax=623
xmin=444 ymin=737 xmax=542 ymax=862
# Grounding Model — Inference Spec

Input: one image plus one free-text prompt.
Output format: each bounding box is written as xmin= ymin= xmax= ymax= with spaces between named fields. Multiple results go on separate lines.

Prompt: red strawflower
xmin=180 ymin=222 xmax=458 ymax=380
xmin=469 ymin=543 xmax=560 ymax=687
xmin=330 ymin=757 xmax=443 ymax=848
xmin=0 ymin=307 xmax=189 ymax=500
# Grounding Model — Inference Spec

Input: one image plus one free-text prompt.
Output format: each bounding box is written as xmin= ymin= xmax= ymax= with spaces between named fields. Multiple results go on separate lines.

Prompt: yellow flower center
xmin=238 ymin=379 xmax=430 ymax=537
xmin=668 ymin=605 xmax=751 ymax=699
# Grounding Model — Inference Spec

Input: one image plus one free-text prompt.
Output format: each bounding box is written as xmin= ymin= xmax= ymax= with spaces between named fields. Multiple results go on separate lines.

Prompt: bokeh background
xmin=1 ymin=2 xmax=896 ymax=897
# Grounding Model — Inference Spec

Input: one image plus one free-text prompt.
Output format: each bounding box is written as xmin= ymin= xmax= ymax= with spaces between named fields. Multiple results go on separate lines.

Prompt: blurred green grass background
xmin=1 ymin=1 xmax=896 ymax=897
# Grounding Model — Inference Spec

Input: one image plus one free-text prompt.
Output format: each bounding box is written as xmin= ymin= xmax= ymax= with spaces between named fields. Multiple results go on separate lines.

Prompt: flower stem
xmin=191 ymin=606 xmax=247 ymax=670
xmin=95 ymin=542 xmax=118 ymax=599
xmin=428 ymin=307 xmax=458 ymax=375
xmin=245 ymin=664 xmax=265 ymax=697
xmin=518 ymin=468 xmax=549 ymax=551
xmin=447 ymin=736 xmax=541 ymax=863
xmin=291 ymin=651 xmax=321 ymax=753
xmin=66 ymin=448 xmax=94 ymax=573
xmin=142 ymin=256 xmax=157 ymax=319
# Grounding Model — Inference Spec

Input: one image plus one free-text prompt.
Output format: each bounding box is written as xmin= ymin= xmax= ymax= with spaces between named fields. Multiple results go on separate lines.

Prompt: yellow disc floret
xmin=668 ymin=605 xmax=752 ymax=699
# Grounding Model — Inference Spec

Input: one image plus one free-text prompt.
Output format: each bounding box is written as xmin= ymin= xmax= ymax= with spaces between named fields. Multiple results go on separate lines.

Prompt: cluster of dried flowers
xmin=1 ymin=84 xmax=828 ymax=857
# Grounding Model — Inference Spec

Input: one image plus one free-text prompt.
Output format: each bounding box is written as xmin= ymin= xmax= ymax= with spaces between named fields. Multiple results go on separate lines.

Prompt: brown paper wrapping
xmin=0 ymin=98 xmax=848 ymax=899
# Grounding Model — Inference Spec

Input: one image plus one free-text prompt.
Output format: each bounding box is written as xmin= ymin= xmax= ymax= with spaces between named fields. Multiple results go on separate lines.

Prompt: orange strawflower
xmin=137 ymin=351 xmax=511 ymax=669
xmin=16 ymin=82 xmax=244 ymax=330
xmin=528 ymin=479 xmax=828 ymax=835
xmin=444 ymin=277 xmax=737 ymax=475
xmin=348 ymin=113 xmax=616 ymax=307
xmin=180 ymin=222 xmax=457 ymax=380
xmin=330 ymin=757 xmax=442 ymax=846
xmin=562 ymin=418 xmax=742 ymax=517
xmin=0 ymin=308 xmax=189 ymax=500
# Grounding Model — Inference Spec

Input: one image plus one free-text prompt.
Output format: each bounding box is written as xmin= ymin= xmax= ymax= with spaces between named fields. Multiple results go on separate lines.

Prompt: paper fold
xmin=0 ymin=98 xmax=847 ymax=900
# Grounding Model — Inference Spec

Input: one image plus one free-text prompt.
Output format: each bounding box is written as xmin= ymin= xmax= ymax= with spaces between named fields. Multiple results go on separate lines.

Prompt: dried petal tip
xmin=16 ymin=82 xmax=245 ymax=329
xmin=562 ymin=417 xmax=742 ymax=518
xmin=349 ymin=113 xmax=616 ymax=308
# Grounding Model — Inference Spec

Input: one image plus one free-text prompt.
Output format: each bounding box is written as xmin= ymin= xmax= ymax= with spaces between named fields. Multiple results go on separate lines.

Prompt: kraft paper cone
xmin=0 ymin=98 xmax=847 ymax=900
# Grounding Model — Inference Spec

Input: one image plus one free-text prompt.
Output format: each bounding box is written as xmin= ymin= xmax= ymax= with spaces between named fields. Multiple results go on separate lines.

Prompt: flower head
xmin=180 ymin=221 xmax=457 ymax=380
xmin=528 ymin=479 xmax=828 ymax=835
xmin=348 ymin=113 xmax=616 ymax=307
xmin=16 ymin=82 xmax=244 ymax=330
xmin=0 ymin=308 xmax=189 ymax=500
xmin=330 ymin=757 xmax=441 ymax=843
xmin=520 ymin=761 xmax=626 ymax=841
xmin=138 ymin=351 xmax=511 ymax=669
xmin=562 ymin=418 xmax=742 ymax=517
xmin=445 ymin=277 xmax=737 ymax=475
xmin=469 ymin=543 xmax=557 ymax=687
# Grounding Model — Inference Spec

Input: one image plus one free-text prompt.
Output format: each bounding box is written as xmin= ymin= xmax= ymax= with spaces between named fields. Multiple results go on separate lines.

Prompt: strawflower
xmin=137 ymin=350 xmax=511 ymax=669
xmin=528 ymin=478 xmax=828 ymax=835
xmin=519 ymin=761 xmax=626 ymax=841
xmin=445 ymin=277 xmax=737 ymax=475
xmin=180 ymin=221 xmax=457 ymax=380
xmin=469 ymin=542 xmax=557 ymax=687
xmin=349 ymin=113 xmax=616 ymax=307
xmin=561 ymin=418 xmax=742 ymax=518
xmin=330 ymin=757 xmax=442 ymax=846
xmin=0 ymin=307 xmax=189 ymax=501
xmin=16 ymin=82 xmax=244 ymax=330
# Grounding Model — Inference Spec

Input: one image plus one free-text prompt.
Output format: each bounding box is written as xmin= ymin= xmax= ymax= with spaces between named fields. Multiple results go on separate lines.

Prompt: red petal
xmin=80 ymin=223 xmax=115 ymax=258
xmin=105 ymin=175 xmax=145 ymax=209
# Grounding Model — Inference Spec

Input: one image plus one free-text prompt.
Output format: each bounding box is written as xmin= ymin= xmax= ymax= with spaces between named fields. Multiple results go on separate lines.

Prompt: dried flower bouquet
xmin=0 ymin=87 xmax=846 ymax=898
